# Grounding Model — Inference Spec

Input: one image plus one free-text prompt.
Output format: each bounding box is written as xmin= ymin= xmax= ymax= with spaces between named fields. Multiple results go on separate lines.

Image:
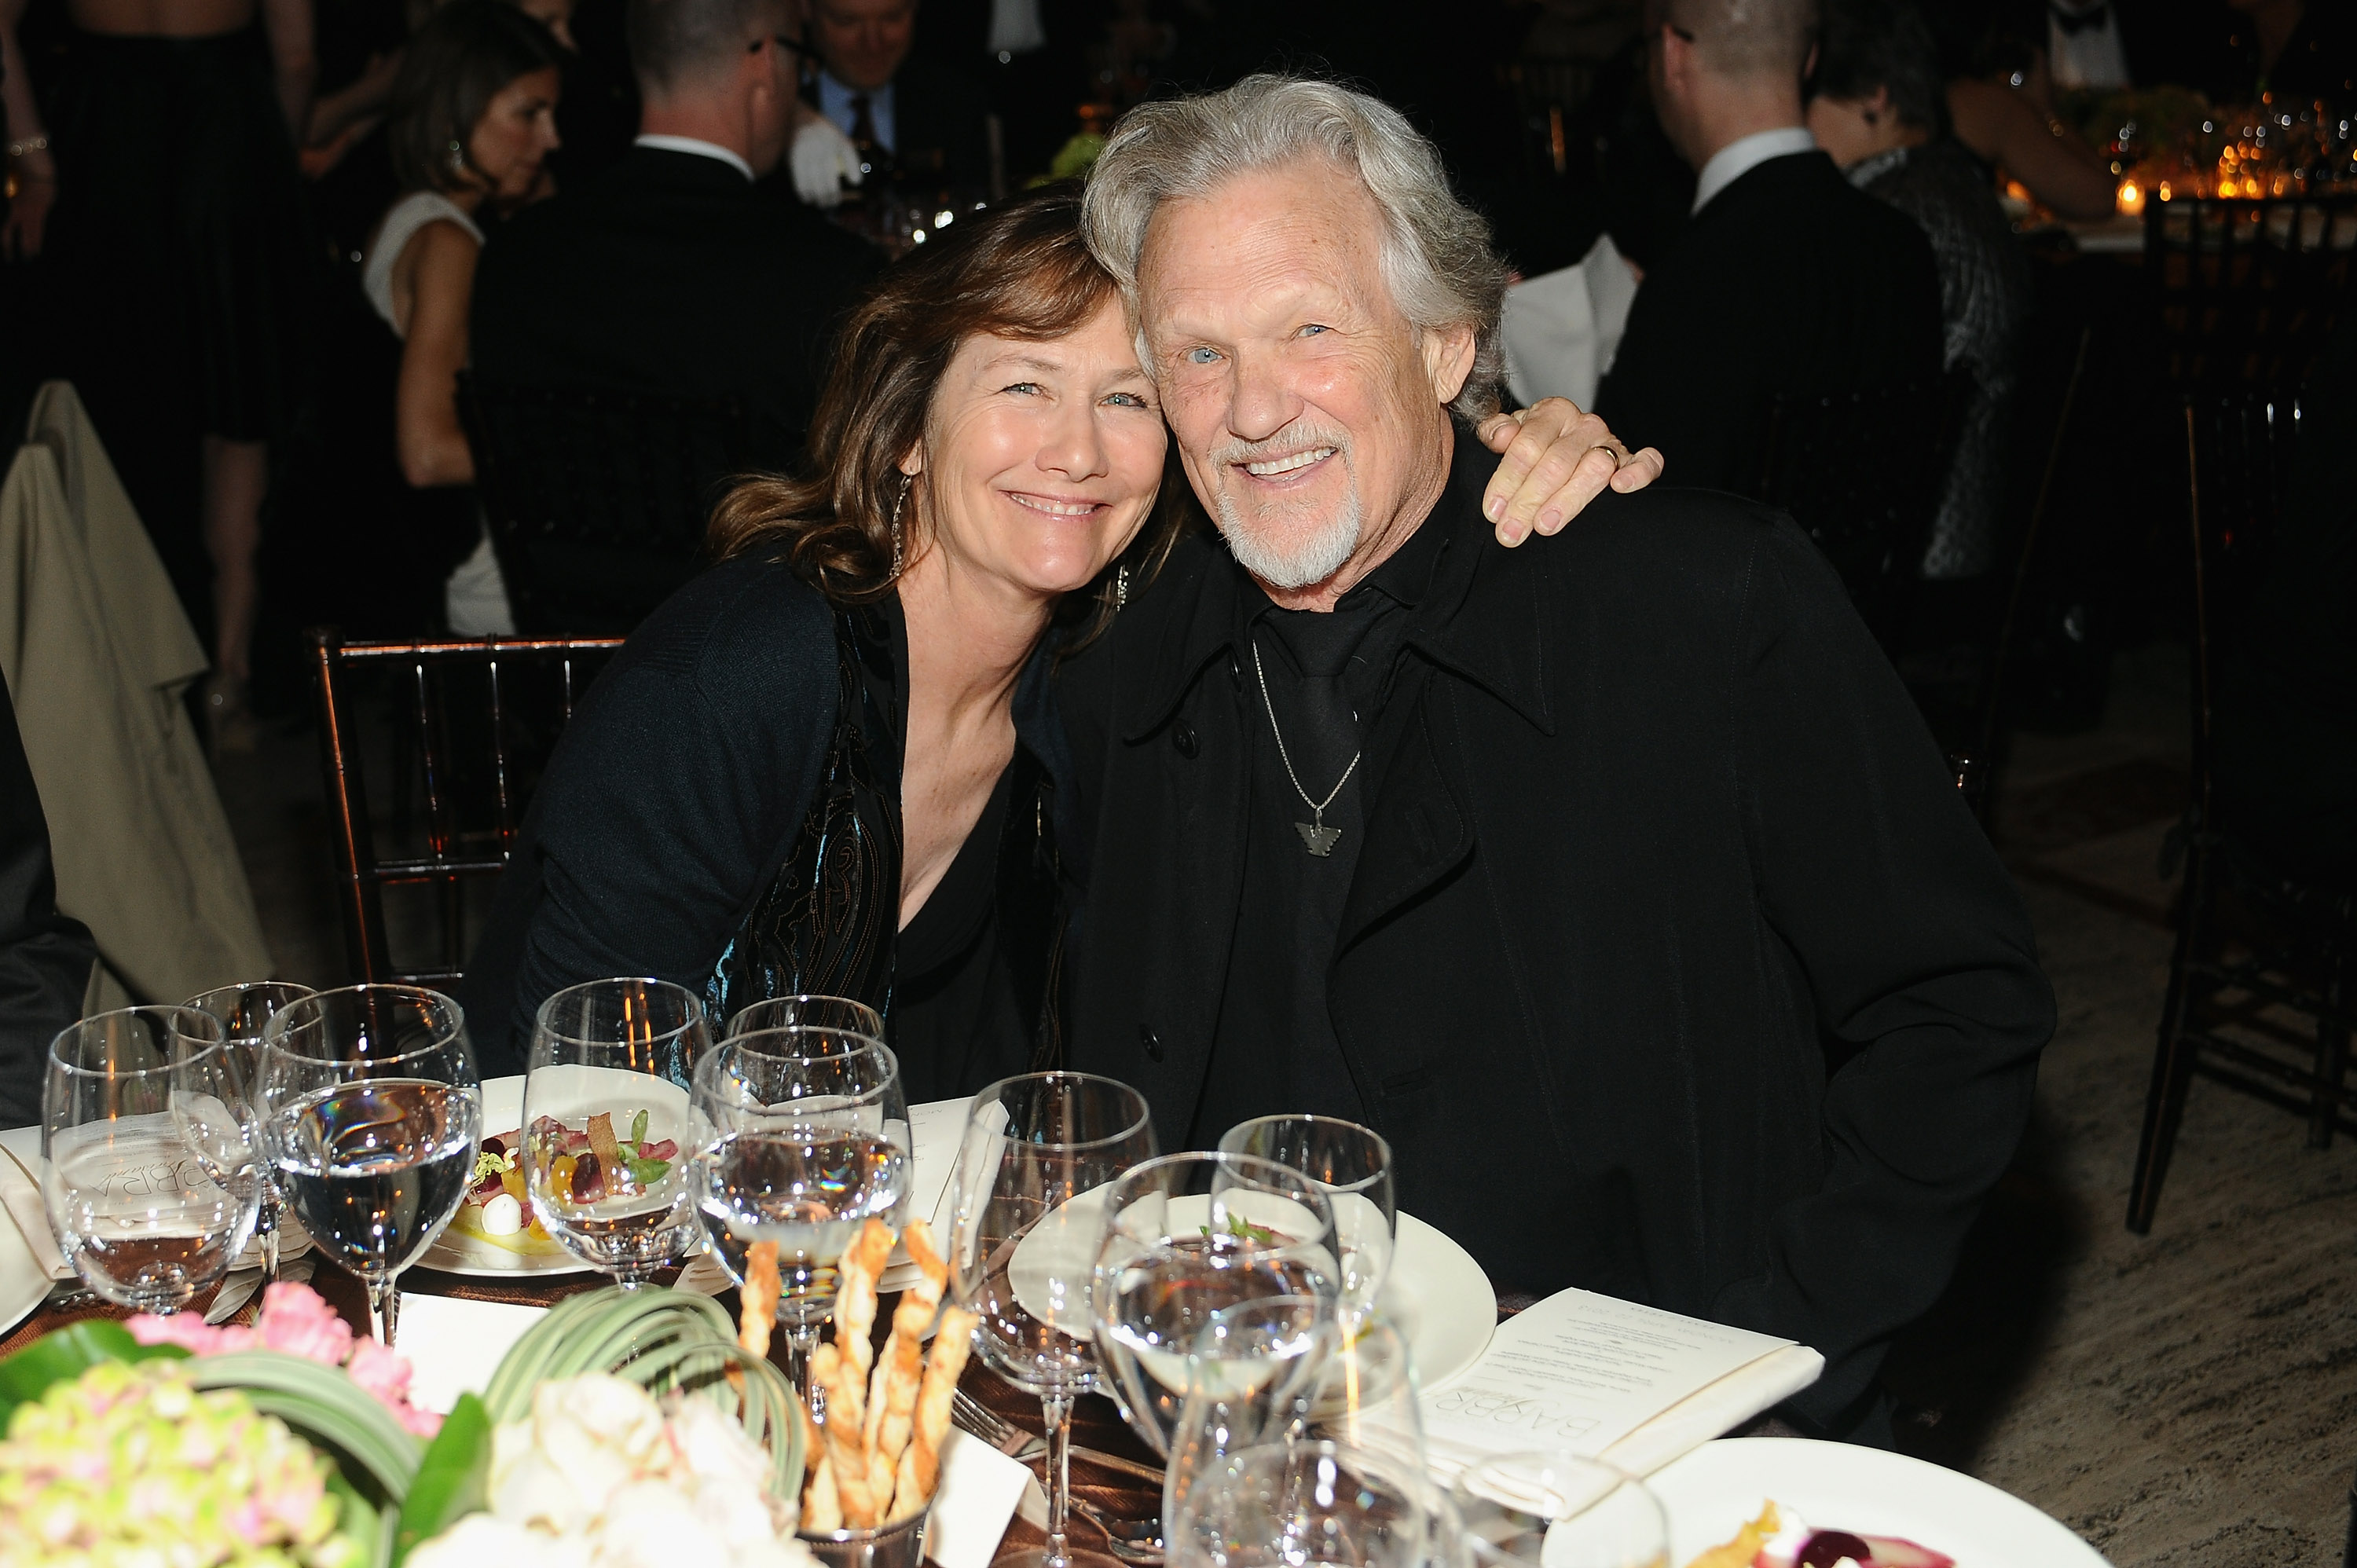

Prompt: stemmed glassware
xmin=1450 ymin=1453 xmax=1668 ymax=1568
xmin=690 ymin=1024 xmax=909 ymax=1392
xmin=185 ymin=980 xmax=315 ymax=1281
xmin=42 ymin=1006 xmax=255 ymax=1313
xmin=946 ymin=1072 xmax=1157 ymax=1568
xmin=1167 ymin=1439 xmax=1446 ymax=1568
xmin=524 ymin=978 xmax=709 ymax=1288
xmin=1091 ymin=1151 xmax=1343 ymax=1459
xmin=722 ymin=994 xmax=884 ymax=1040
xmin=258 ymin=985 xmax=480 ymax=1346
xmin=1217 ymin=1116 xmax=1396 ymax=1323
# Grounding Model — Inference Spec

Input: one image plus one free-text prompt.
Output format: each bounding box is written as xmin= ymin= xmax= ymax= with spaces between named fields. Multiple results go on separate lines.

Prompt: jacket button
xmin=1171 ymin=721 xmax=1199 ymax=759
xmin=1139 ymin=1024 xmax=1165 ymax=1062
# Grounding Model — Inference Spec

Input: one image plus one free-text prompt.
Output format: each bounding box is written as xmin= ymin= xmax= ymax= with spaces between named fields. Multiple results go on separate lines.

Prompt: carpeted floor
xmin=219 ymin=644 xmax=2355 ymax=1565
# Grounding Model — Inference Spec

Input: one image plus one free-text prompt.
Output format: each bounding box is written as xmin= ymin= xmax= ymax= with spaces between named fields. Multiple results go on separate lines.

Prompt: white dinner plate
xmin=0 ymin=1185 xmax=49 ymax=1337
xmin=1010 ymin=1192 xmax=1496 ymax=1391
xmin=1648 ymin=1437 xmax=2110 ymax=1567
xmin=418 ymin=1075 xmax=588 ymax=1278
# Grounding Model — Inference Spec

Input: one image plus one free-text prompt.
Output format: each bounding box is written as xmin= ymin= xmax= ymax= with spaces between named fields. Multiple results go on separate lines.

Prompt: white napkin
xmin=395 ymin=1295 xmax=550 ymax=1414
xmin=925 ymin=1427 xmax=1036 ymax=1568
xmin=1596 ymin=1343 xmax=1826 ymax=1478
xmin=1499 ymin=233 xmax=1643 ymax=412
xmin=0 ymin=1140 xmax=70 ymax=1280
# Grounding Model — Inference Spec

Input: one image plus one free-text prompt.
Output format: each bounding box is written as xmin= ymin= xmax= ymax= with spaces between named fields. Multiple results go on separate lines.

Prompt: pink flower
xmin=255 ymin=1282 xmax=354 ymax=1366
xmin=127 ymin=1313 xmax=229 ymax=1353
xmin=346 ymin=1338 xmax=443 ymax=1438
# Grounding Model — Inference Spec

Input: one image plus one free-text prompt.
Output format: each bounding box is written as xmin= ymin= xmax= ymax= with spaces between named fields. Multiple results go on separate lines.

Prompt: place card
xmin=922 ymin=1426 xmax=1035 ymax=1568
xmin=397 ymin=1295 xmax=549 ymax=1413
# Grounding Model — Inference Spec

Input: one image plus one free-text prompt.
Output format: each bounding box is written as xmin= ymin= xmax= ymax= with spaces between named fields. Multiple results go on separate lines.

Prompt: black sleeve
xmin=0 ymin=684 xmax=94 ymax=1127
xmin=496 ymin=575 xmax=840 ymax=1064
xmin=1714 ymin=518 xmax=2055 ymax=1427
xmin=1593 ymin=264 xmax=1756 ymax=493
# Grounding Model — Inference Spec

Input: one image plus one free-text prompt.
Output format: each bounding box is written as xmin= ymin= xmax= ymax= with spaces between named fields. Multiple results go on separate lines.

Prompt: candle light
xmin=2118 ymin=179 xmax=2146 ymax=216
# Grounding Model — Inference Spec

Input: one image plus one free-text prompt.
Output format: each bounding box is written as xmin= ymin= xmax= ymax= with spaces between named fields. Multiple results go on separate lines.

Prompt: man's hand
xmin=1475 ymin=398 xmax=1666 ymax=547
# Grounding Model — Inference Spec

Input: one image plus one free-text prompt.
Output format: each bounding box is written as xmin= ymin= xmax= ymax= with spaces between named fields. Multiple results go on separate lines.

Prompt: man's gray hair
xmin=1080 ymin=75 xmax=1509 ymax=421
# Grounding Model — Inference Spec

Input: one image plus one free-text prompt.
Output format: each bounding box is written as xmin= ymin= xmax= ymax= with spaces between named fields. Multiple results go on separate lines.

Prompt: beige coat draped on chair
xmin=0 ymin=382 xmax=273 ymax=1004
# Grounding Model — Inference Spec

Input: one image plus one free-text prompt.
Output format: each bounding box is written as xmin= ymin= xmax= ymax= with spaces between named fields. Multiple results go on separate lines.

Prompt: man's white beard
xmin=1212 ymin=487 xmax=1364 ymax=590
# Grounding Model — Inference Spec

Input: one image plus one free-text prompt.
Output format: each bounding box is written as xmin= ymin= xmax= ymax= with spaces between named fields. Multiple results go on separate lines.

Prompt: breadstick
xmin=863 ymin=1220 xmax=948 ymax=1501
xmin=816 ymin=1342 xmax=880 ymax=1529
xmin=835 ymin=1218 xmax=894 ymax=1385
xmin=739 ymin=1240 xmax=779 ymax=1359
xmin=802 ymin=1450 xmax=843 ymax=1534
xmin=889 ymin=1304 xmax=976 ymax=1520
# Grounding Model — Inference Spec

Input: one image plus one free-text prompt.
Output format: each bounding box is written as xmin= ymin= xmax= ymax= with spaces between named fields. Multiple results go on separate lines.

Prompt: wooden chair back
xmin=2145 ymin=194 xmax=2357 ymax=389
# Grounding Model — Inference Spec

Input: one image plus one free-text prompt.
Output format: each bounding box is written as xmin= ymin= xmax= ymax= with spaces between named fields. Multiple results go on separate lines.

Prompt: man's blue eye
xmin=1186 ymin=347 xmax=1220 ymax=365
xmin=1299 ymin=324 xmax=1329 ymax=337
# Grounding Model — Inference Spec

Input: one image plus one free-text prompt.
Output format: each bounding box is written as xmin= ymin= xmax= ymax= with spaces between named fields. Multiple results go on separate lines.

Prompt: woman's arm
xmin=1947 ymin=75 xmax=2117 ymax=223
xmin=260 ymin=0 xmax=316 ymax=141
xmin=2 ymin=0 xmax=56 ymax=258
xmin=1476 ymin=397 xmax=1667 ymax=547
xmin=305 ymin=48 xmax=400 ymax=149
xmin=394 ymin=220 xmax=482 ymax=488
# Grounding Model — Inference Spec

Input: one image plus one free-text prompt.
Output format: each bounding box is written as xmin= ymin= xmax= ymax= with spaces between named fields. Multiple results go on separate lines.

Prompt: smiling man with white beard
xmin=1056 ymin=74 xmax=2057 ymax=1447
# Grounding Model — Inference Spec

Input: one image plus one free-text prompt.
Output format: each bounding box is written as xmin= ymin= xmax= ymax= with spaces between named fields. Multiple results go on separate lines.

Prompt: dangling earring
xmin=1115 ymin=562 xmax=1129 ymax=610
xmin=447 ymin=139 xmax=467 ymax=177
xmin=889 ymin=474 xmax=911 ymax=578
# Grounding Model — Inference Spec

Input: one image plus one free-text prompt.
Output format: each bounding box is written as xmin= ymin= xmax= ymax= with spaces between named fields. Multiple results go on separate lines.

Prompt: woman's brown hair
xmin=706 ymin=184 xmax=1191 ymax=642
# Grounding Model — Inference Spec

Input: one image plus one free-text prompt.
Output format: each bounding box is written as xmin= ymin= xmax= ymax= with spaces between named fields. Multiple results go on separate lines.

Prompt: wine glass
xmin=723 ymin=994 xmax=884 ymax=1040
xmin=690 ymin=1025 xmax=909 ymax=1392
xmin=258 ymin=985 xmax=480 ymax=1346
xmin=1218 ymin=1116 xmax=1396 ymax=1324
xmin=1168 ymin=1440 xmax=1444 ymax=1568
xmin=185 ymin=980 xmax=315 ymax=1281
xmin=1091 ymin=1150 xmax=1343 ymax=1459
xmin=946 ymin=1071 xmax=1157 ymax=1568
xmin=42 ymin=1006 xmax=255 ymax=1313
xmin=524 ymin=977 xmax=709 ymax=1288
xmin=1450 ymin=1453 xmax=1667 ymax=1568
xmin=1164 ymin=1298 xmax=1428 ymax=1539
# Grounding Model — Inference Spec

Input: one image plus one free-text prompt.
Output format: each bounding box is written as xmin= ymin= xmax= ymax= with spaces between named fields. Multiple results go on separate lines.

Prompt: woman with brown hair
xmin=459 ymin=184 xmax=1651 ymax=1096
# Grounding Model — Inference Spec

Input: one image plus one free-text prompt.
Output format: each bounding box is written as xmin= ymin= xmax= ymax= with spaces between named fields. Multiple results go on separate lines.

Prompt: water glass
xmin=259 ymin=985 xmax=480 ymax=1346
xmin=1168 ymin=1440 xmax=1443 ymax=1568
xmin=524 ymin=978 xmax=708 ymax=1287
xmin=1218 ymin=1115 xmax=1396 ymax=1322
xmin=691 ymin=1026 xmax=909 ymax=1392
xmin=723 ymin=994 xmax=884 ymax=1040
xmin=1451 ymin=1453 xmax=1668 ymax=1568
xmin=1091 ymin=1151 xmax=1343 ymax=1459
xmin=42 ymin=1006 xmax=254 ymax=1313
xmin=1165 ymin=1299 xmax=1428 ymax=1537
xmin=185 ymin=980 xmax=315 ymax=1280
xmin=947 ymin=1071 xmax=1157 ymax=1568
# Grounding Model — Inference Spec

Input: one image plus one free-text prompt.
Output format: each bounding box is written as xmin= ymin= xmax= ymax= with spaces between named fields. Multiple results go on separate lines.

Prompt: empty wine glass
xmin=1164 ymin=1298 xmax=1428 ymax=1540
xmin=42 ymin=1006 xmax=255 ymax=1313
xmin=723 ymin=994 xmax=884 ymax=1040
xmin=185 ymin=980 xmax=315 ymax=1280
xmin=947 ymin=1071 xmax=1158 ymax=1568
xmin=525 ymin=978 xmax=709 ymax=1288
xmin=1450 ymin=1453 xmax=1667 ymax=1568
xmin=1218 ymin=1116 xmax=1396 ymax=1323
xmin=691 ymin=1025 xmax=909 ymax=1392
xmin=1168 ymin=1440 xmax=1444 ymax=1568
xmin=1092 ymin=1151 xmax=1343 ymax=1460
xmin=259 ymin=985 xmax=480 ymax=1346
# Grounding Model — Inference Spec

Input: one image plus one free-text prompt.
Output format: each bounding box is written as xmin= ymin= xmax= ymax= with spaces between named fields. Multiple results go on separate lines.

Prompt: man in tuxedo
xmin=805 ymin=0 xmax=992 ymax=190
xmin=470 ymin=0 xmax=883 ymax=471
xmin=1594 ymin=0 xmax=1943 ymax=493
xmin=1064 ymin=75 xmax=2052 ymax=1445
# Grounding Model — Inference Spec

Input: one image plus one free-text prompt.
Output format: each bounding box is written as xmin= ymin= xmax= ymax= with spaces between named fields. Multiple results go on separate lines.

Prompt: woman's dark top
xmin=459 ymin=553 xmax=1065 ymax=1100
xmin=1848 ymin=137 xmax=2031 ymax=581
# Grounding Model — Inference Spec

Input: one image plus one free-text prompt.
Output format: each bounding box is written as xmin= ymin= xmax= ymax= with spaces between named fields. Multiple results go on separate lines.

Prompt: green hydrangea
xmin=0 ymin=1358 xmax=370 ymax=1568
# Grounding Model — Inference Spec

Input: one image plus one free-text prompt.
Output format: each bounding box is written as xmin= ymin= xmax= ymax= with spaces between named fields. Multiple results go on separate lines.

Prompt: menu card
xmin=1419 ymin=1288 xmax=1824 ymax=1478
xmin=878 ymin=1097 xmax=972 ymax=1292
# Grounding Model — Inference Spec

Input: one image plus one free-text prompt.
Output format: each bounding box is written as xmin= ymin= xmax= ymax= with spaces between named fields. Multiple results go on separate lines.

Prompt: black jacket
xmin=1057 ymin=440 xmax=2054 ymax=1434
xmin=0 ymin=685 xmax=94 ymax=1127
xmin=469 ymin=147 xmax=882 ymax=468
xmin=1596 ymin=149 xmax=1945 ymax=494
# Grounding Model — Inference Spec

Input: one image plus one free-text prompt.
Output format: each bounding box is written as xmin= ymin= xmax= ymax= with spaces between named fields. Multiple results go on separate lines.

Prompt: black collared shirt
xmin=1184 ymin=463 xmax=1457 ymax=1147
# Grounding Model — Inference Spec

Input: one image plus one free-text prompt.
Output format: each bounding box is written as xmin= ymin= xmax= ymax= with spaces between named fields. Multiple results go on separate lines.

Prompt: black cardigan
xmin=460 ymin=555 xmax=1057 ymax=1097
xmin=1055 ymin=442 xmax=2055 ymax=1438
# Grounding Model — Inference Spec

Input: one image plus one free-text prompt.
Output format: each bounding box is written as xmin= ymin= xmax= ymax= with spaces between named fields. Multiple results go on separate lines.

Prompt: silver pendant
xmin=1296 ymin=821 xmax=1342 ymax=856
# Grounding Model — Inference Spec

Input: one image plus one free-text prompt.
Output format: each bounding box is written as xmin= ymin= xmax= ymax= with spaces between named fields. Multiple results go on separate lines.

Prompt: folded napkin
xmin=1499 ymin=233 xmax=1642 ymax=412
xmin=1596 ymin=1343 xmax=1825 ymax=1478
xmin=0 ymin=1140 xmax=70 ymax=1280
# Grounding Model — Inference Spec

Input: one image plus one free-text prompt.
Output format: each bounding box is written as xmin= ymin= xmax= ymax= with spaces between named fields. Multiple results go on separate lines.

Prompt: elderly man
xmin=1060 ymin=75 xmax=2054 ymax=1445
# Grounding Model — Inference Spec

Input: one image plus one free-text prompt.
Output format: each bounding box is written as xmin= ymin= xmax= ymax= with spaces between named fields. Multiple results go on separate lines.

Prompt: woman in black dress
xmin=459 ymin=187 xmax=1649 ymax=1101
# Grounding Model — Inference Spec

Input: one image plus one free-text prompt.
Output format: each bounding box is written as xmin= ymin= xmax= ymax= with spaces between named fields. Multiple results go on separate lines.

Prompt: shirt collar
xmin=633 ymin=134 xmax=755 ymax=181
xmin=1692 ymin=126 xmax=1817 ymax=213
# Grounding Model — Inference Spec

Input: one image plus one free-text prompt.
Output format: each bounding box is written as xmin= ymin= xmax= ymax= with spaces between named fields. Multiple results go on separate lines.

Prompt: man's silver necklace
xmin=1251 ymin=638 xmax=1360 ymax=858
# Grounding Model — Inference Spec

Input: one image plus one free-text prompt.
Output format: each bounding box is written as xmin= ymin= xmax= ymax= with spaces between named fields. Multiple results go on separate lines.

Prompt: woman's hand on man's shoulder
xmin=1476 ymin=398 xmax=1666 ymax=548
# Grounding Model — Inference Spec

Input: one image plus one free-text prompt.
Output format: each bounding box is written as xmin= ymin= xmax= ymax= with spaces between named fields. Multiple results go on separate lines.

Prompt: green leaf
xmin=393 ymin=1393 xmax=491 ymax=1567
xmin=622 ymin=1156 xmax=669 ymax=1186
xmin=0 ymin=1320 xmax=187 ymax=1427
xmin=327 ymin=1466 xmax=387 ymax=1568
xmin=629 ymin=1109 xmax=648 ymax=1148
xmin=188 ymin=1352 xmax=424 ymax=1499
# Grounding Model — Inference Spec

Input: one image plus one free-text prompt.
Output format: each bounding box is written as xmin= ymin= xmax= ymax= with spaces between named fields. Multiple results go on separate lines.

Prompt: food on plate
xmin=448 ymin=1132 xmax=566 ymax=1254
xmin=1684 ymin=1501 xmax=1956 ymax=1568
xmin=532 ymin=1109 xmax=680 ymax=1204
xmin=795 ymin=1216 xmax=974 ymax=1533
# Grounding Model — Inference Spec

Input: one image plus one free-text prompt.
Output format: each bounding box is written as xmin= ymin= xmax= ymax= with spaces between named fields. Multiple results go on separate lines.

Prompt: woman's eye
xmin=1104 ymin=391 xmax=1149 ymax=408
xmin=1003 ymin=382 xmax=1041 ymax=396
